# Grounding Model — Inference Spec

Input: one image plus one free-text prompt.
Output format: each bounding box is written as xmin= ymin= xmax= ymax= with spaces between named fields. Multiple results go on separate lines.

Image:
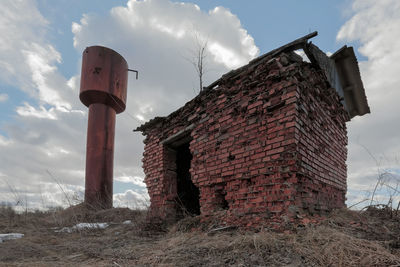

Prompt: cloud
xmin=72 ymin=0 xmax=258 ymax=119
xmin=0 ymin=0 xmax=72 ymax=110
xmin=22 ymin=43 xmax=72 ymax=110
xmin=115 ymin=175 xmax=147 ymax=188
xmin=16 ymin=102 xmax=57 ymax=120
xmin=0 ymin=93 xmax=8 ymax=102
xmin=337 ymin=0 xmax=400 ymax=207
xmin=0 ymin=0 xmax=87 ymax=210
xmin=113 ymin=189 xmax=149 ymax=209
xmin=0 ymin=0 xmax=47 ymax=87
xmin=0 ymin=0 xmax=258 ymax=210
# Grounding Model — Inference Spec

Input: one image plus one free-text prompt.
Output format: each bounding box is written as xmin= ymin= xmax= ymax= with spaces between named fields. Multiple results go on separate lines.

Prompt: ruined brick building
xmin=135 ymin=32 xmax=370 ymax=226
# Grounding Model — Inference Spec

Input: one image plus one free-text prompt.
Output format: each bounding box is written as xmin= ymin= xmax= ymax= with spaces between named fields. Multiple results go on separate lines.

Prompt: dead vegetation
xmin=0 ymin=205 xmax=400 ymax=266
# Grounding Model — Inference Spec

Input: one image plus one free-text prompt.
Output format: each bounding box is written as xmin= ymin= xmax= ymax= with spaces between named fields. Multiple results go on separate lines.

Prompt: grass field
xmin=0 ymin=205 xmax=399 ymax=266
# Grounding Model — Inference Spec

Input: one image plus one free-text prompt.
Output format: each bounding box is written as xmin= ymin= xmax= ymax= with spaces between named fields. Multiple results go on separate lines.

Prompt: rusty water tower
xmin=79 ymin=46 xmax=133 ymax=209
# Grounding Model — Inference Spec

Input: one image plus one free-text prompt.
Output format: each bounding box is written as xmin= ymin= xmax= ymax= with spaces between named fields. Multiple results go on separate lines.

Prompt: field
xmin=1 ymin=205 xmax=400 ymax=266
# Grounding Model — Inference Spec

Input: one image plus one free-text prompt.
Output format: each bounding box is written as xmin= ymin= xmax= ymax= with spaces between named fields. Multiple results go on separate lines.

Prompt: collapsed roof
xmin=206 ymin=31 xmax=370 ymax=119
xmin=136 ymin=31 xmax=369 ymax=132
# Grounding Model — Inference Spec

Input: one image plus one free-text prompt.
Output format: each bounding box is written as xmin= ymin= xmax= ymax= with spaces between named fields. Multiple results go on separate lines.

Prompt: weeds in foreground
xmin=1 ymin=205 xmax=400 ymax=266
xmin=348 ymin=144 xmax=400 ymax=216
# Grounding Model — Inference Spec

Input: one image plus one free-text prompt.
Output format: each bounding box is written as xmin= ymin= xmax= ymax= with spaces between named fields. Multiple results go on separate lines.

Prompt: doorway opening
xmin=175 ymin=142 xmax=200 ymax=216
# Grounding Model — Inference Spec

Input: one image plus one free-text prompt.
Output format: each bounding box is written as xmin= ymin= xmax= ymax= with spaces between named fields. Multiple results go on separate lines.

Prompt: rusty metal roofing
xmin=330 ymin=46 xmax=370 ymax=118
xmin=303 ymin=42 xmax=370 ymax=119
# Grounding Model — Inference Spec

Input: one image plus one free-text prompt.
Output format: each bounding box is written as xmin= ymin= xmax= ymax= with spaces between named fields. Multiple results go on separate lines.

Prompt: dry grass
xmin=0 ymin=206 xmax=400 ymax=266
xmin=293 ymin=226 xmax=400 ymax=266
xmin=136 ymin=230 xmax=297 ymax=266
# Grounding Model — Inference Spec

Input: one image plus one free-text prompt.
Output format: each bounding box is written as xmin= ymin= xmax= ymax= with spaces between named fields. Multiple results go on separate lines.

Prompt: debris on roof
xmin=135 ymin=31 xmax=370 ymax=132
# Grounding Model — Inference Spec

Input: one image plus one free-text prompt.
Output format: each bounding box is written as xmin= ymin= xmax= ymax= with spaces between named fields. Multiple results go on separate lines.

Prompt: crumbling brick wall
xmin=139 ymin=51 xmax=348 ymax=226
xmin=294 ymin=65 xmax=348 ymax=214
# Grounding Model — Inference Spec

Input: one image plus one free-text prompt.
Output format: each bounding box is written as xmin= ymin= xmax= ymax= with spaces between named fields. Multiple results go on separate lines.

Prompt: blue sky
xmin=180 ymin=0 xmax=352 ymax=52
xmin=0 ymin=0 xmax=399 ymax=210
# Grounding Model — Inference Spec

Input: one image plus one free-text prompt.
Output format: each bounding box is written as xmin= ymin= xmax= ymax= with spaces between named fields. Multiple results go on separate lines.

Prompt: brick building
xmin=135 ymin=32 xmax=370 ymax=226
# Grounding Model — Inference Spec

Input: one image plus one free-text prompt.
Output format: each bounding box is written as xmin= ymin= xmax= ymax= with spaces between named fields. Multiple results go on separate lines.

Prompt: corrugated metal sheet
xmin=305 ymin=43 xmax=370 ymax=119
xmin=331 ymin=46 xmax=370 ymax=118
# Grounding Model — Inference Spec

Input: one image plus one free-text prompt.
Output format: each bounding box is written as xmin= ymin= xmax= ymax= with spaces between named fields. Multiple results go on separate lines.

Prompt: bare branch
xmin=183 ymin=30 xmax=208 ymax=93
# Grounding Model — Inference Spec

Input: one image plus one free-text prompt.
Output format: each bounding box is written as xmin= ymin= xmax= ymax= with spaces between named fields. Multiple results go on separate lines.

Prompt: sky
xmin=0 ymin=0 xmax=399 ymax=210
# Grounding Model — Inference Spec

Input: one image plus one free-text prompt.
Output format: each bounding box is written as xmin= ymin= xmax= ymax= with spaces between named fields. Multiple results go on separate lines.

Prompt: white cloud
xmin=115 ymin=175 xmax=146 ymax=188
xmin=113 ymin=190 xmax=149 ymax=209
xmin=0 ymin=93 xmax=8 ymax=102
xmin=0 ymin=0 xmax=87 ymax=209
xmin=16 ymin=102 xmax=57 ymax=120
xmin=0 ymin=1 xmax=54 ymax=101
xmin=337 ymin=0 xmax=400 ymax=207
xmin=0 ymin=0 xmax=78 ymax=116
xmin=0 ymin=135 xmax=12 ymax=146
xmin=70 ymin=0 xmax=259 ymax=143
xmin=22 ymin=43 xmax=72 ymax=111
xmin=209 ymin=42 xmax=242 ymax=68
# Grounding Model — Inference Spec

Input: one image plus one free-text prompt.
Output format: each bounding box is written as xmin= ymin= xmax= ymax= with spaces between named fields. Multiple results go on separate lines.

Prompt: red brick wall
xmin=140 ymin=52 xmax=348 ymax=226
xmin=294 ymin=66 xmax=348 ymax=213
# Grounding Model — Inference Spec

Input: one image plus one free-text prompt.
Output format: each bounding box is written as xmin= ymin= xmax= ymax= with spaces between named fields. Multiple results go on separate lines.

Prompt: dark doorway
xmin=175 ymin=142 xmax=200 ymax=216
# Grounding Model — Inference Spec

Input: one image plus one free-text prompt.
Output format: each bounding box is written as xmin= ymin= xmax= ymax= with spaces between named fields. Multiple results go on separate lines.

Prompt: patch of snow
xmin=55 ymin=222 xmax=109 ymax=233
xmin=122 ymin=220 xmax=132 ymax=225
xmin=74 ymin=223 xmax=108 ymax=229
xmin=0 ymin=233 xmax=24 ymax=243
xmin=55 ymin=227 xmax=73 ymax=233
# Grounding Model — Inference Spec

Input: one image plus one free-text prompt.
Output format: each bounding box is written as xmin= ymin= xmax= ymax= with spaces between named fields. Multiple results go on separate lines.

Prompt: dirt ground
xmin=0 ymin=205 xmax=399 ymax=266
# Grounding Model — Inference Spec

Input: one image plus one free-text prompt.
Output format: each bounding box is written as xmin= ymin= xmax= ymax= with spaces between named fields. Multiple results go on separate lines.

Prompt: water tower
xmin=79 ymin=46 xmax=131 ymax=209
